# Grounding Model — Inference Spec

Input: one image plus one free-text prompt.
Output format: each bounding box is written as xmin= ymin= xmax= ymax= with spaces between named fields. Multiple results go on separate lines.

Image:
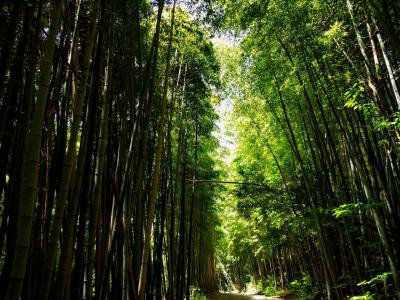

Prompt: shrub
xmin=191 ymin=286 xmax=208 ymax=300
xmin=289 ymin=274 xmax=317 ymax=300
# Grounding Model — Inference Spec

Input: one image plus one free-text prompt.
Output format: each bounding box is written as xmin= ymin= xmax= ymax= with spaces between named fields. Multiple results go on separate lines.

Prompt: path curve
xmin=208 ymin=292 xmax=292 ymax=300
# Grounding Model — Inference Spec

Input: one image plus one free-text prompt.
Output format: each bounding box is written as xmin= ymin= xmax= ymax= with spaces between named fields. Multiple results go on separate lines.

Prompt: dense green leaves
xmin=211 ymin=0 xmax=400 ymax=298
xmin=0 ymin=1 xmax=221 ymax=299
xmin=1 ymin=0 xmax=400 ymax=299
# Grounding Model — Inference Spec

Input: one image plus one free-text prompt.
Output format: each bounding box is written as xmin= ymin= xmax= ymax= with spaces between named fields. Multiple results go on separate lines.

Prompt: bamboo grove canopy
xmin=1 ymin=0 xmax=400 ymax=299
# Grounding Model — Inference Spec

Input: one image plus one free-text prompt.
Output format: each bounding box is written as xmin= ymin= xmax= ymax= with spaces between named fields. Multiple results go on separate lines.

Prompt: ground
xmin=207 ymin=292 xmax=295 ymax=300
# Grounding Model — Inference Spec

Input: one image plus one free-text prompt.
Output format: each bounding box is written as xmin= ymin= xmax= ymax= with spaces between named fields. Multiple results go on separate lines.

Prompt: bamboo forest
xmin=1 ymin=0 xmax=400 ymax=299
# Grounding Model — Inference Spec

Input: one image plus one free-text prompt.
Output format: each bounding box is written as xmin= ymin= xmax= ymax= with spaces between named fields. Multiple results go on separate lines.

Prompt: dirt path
xmin=207 ymin=292 xmax=293 ymax=300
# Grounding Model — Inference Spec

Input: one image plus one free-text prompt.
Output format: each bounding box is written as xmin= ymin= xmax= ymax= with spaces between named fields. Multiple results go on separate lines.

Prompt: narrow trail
xmin=208 ymin=292 xmax=295 ymax=300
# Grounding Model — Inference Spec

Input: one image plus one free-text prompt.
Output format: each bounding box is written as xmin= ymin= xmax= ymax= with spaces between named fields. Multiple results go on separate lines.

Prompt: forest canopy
xmin=1 ymin=0 xmax=400 ymax=299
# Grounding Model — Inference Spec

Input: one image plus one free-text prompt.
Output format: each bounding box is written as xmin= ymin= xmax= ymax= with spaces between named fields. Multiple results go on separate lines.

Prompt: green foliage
xmin=344 ymin=83 xmax=400 ymax=133
xmin=349 ymin=292 xmax=375 ymax=300
xmin=289 ymin=274 xmax=317 ymax=300
xmin=190 ymin=286 xmax=208 ymax=300
xmin=358 ymin=272 xmax=392 ymax=288
xmin=210 ymin=0 xmax=400 ymax=298
xmin=332 ymin=202 xmax=383 ymax=219
xmin=244 ymin=280 xmax=262 ymax=294
xmin=321 ymin=21 xmax=348 ymax=45
xmin=343 ymin=83 xmax=367 ymax=110
xmin=261 ymin=277 xmax=286 ymax=297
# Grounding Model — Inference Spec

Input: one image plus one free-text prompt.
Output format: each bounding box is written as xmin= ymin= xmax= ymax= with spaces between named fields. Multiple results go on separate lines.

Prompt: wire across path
xmin=207 ymin=292 xmax=296 ymax=300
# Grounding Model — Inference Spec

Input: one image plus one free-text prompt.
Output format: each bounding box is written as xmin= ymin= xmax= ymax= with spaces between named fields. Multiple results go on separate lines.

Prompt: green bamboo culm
xmin=5 ymin=0 xmax=67 ymax=298
xmin=37 ymin=1 xmax=101 ymax=298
